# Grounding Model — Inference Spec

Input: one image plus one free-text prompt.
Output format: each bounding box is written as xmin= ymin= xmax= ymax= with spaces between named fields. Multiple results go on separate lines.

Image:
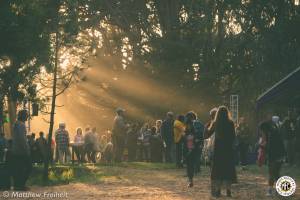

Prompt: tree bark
xmin=43 ymin=28 xmax=60 ymax=181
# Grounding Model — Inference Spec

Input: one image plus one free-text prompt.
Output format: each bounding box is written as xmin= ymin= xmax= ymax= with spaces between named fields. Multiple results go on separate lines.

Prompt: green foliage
xmin=0 ymin=0 xmax=51 ymax=102
xmin=1 ymin=0 xmax=299 ymax=120
xmin=85 ymin=0 xmax=300 ymax=113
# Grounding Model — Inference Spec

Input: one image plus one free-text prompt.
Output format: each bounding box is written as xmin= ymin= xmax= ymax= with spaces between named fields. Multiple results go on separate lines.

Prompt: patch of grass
xmin=28 ymin=164 xmax=116 ymax=186
xmin=28 ymin=162 xmax=175 ymax=187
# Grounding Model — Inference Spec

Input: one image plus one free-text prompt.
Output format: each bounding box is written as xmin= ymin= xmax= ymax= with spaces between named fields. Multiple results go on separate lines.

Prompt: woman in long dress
xmin=208 ymin=106 xmax=237 ymax=197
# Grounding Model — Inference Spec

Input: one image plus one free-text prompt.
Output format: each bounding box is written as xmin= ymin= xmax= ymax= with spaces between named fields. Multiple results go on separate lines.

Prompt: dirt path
xmin=3 ymin=166 xmax=300 ymax=200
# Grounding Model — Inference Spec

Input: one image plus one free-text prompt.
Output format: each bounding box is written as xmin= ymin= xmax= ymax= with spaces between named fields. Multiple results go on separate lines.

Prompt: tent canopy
xmin=256 ymin=67 xmax=300 ymax=109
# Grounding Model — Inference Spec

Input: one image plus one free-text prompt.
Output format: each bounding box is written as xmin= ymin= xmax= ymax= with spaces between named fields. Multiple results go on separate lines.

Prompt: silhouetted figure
xmin=127 ymin=124 xmax=138 ymax=162
xmin=161 ymin=112 xmax=175 ymax=163
xmin=84 ymin=127 xmax=94 ymax=163
xmin=91 ymin=127 xmax=99 ymax=163
xmin=11 ymin=110 xmax=32 ymax=190
xmin=74 ymin=127 xmax=84 ymax=163
xmin=28 ymin=133 xmax=37 ymax=163
xmin=192 ymin=113 xmax=205 ymax=174
xmin=260 ymin=120 xmax=285 ymax=196
xmin=142 ymin=124 xmax=151 ymax=162
xmin=112 ymin=108 xmax=127 ymax=162
xmin=282 ymin=111 xmax=296 ymax=165
xmin=184 ymin=111 xmax=198 ymax=188
xmin=136 ymin=126 xmax=144 ymax=161
xmin=174 ymin=115 xmax=185 ymax=168
xmin=203 ymin=108 xmax=217 ymax=167
xmin=103 ymin=139 xmax=113 ymax=164
xmin=36 ymin=131 xmax=47 ymax=164
xmin=207 ymin=106 xmax=237 ymax=197
xmin=150 ymin=126 xmax=163 ymax=162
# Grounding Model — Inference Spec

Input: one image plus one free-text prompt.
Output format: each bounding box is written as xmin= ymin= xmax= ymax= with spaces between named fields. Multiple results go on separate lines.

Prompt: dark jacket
xmin=12 ymin=121 xmax=30 ymax=156
xmin=282 ymin=118 xmax=296 ymax=140
xmin=210 ymin=120 xmax=237 ymax=182
xmin=161 ymin=119 xmax=174 ymax=145
xmin=267 ymin=123 xmax=285 ymax=162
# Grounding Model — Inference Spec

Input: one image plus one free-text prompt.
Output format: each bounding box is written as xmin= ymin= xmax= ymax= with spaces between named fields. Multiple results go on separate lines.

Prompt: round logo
xmin=2 ymin=191 xmax=10 ymax=198
xmin=276 ymin=176 xmax=296 ymax=197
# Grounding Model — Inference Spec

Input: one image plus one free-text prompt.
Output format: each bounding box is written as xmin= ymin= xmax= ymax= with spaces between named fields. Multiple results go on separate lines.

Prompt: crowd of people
xmin=0 ymin=107 xmax=299 ymax=197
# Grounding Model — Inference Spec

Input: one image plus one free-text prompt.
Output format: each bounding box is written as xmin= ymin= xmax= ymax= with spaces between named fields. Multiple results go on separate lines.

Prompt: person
xmin=55 ymin=123 xmax=70 ymax=164
xmin=260 ymin=120 xmax=285 ymax=196
xmin=11 ymin=110 xmax=32 ymax=190
xmin=203 ymin=108 xmax=218 ymax=167
xmin=155 ymin=120 xmax=162 ymax=134
xmin=192 ymin=113 xmax=205 ymax=173
xmin=127 ymin=124 xmax=138 ymax=162
xmin=91 ymin=127 xmax=100 ymax=163
xmin=281 ymin=111 xmax=296 ymax=165
xmin=207 ymin=106 xmax=237 ymax=197
xmin=184 ymin=112 xmax=198 ymax=188
xmin=74 ymin=127 xmax=84 ymax=163
xmin=142 ymin=124 xmax=151 ymax=162
xmin=161 ymin=112 xmax=175 ymax=163
xmin=174 ymin=115 xmax=186 ymax=168
xmin=36 ymin=131 xmax=47 ymax=164
xmin=28 ymin=133 xmax=37 ymax=163
xmin=99 ymin=134 xmax=108 ymax=161
xmin=257 ymin=131 xmax=267 ymax=167
xmin=103 ymin=137 xmax=114 ymax=164
xmin=136 ymin=125 xmax=144 ymax=161
xmin=0 ymin=132 xmax=7 ymax=162
xmin=112 ymin=108 xmax=128 ymax=162
xmin=84 ymin=127 xmax=94 ymax=163
xmin=236 ymin=117 xmax=250 ymax=169
xmin=150 ymin=126 xmax=163 ymax=162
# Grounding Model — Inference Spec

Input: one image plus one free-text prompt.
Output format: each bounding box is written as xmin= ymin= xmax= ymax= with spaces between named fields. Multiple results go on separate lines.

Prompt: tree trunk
xmin=7 ymin=97 xmax=17 ymax=138
xmin=43 ymin=28 xmax=60 ymax=181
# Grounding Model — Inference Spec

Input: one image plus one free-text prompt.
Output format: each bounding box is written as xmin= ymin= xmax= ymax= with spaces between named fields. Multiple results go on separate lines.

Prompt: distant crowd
xmin=0 ymin=107 xmax=299 ymax=197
